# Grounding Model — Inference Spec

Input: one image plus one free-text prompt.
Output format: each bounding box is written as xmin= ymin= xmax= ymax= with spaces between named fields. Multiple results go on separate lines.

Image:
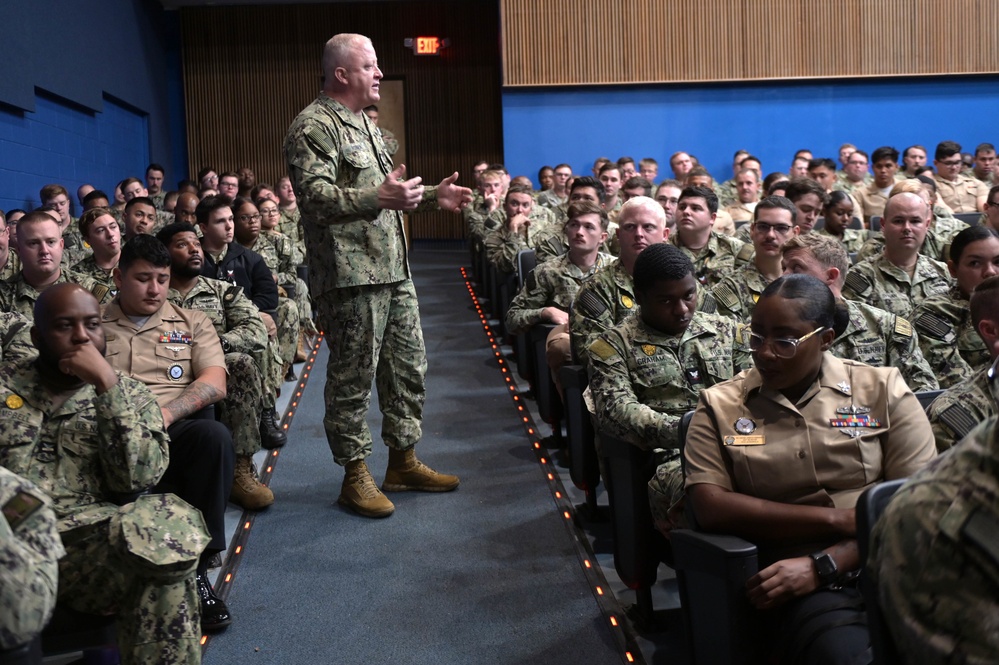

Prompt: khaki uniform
xmin=933 ymin=173 xmax=988 ymax=213
xmin=842 ymin=253 xmax=952 ymax=320
xmin=284 ymin=93 xmax=437 ymax=464
xmin=869 ymin=415 xmax=999 ymax=663
xmin=0 ymin=359 xmax=207 ymax=664
xmin=722 ymin=201 xmax=756 ymax=225
xmin=816 ymin=227 xmax=867 ymax=254
xmin=834 ymin=299 xmax=938 ymax=393
xmin=0 ymin=466 xmax=63 ymax=650
xmin=72 ymin=254 xmax=117 ymax=295
xmin=589 ymin=312 xmax=751 ymax=519
xmin=169 ymin=277 xmax=268 ymax=457
xmin=712 ymin=209 xmax=736 ymax=237
xmin=925 ymin=369 xmax=992 ymax=452
xmin=685 ymin=353 xmax=936 ymax=562
xmin=671 ymin=231 xmax=754 ymax=288
xmin=851 ymin=182 xmax=892 ymax=222
xmin=0 ymin=270 xmax=111 ymax=316
xmin=505 ymin=251 xmax=613 ymax=335
xmin=911 ymin=286 xmax=989 ymax=389
xmin=710 ymin=262 xmax=773 ymax=322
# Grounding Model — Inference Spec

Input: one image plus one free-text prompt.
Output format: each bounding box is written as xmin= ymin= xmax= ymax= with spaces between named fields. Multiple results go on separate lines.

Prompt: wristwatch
xmin=809 ymin=551 xmax=839 ymax=586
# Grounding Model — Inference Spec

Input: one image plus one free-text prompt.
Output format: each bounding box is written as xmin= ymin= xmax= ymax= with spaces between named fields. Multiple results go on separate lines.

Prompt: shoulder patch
xmin=736 ymin=243 xmax=755 ymax=262
xmin=844 ymin=270 xmax=872 ymax=296
xmin=306 ymin=127 xmax=335 ymax=155
xmin=525 ymin=270 xmax=537 ymax=292
xmin=588 ymin=339 xmax=618 ymax=361
xmin=699 ymin=292 xmax=718 ymax=314
xmin=712 ymin=283 xmax=740 ymax=312
xmin=913 ymin=311 xmax=953 ymax=341
xmin=1 ymin=319 xmax=26 ymax=349
xmin=224 ymin=284 xmax=244 ymax=303
xmin=893 ymin=316 xmax=913 ymax=338
xmin=938 ymin=403 xmax=977 ymax=441
xmin=577 ymin=289 xmax=607 ymax=319
xmin=962 ymin=509 xmax=999 ymax=567
xmin=91 ymin=284 xmax=110 ymax=303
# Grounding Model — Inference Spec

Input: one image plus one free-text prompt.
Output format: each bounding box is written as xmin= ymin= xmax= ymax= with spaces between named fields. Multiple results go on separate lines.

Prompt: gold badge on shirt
xmin=621 ymin=295 xmax=634 ymax=309
xmin=5 ymin=394 xmax=23 ymax=409
xmin=641 ymin=344 xmax=656 ymax=356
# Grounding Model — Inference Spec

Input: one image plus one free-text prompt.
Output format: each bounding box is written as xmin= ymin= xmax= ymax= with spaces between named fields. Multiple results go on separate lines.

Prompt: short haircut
xmin=487 ymin=163 xmax=508 ymax=174
xmin=767 ymin=179 xmax=791 ymax=196
xmin=196 ymin=195 xmax=233 ymax=226
xmin=935 ymin=141 xmax=962 ymax=161
xmin=619 ymin=196 xmax=667 ymax=226
xmin=793 ymin=149 xmax=812 ymax=159
xmin=976 ymin=143 xmax=997 ymax=156
xmin=736 ymin=168 xmax=759 ymax=180
xmin=678 ymin=185 xmax=718 ymax=213
xmin=781 ymin=233 xmax=850 ymax=278
xmin=915 ymin=175 xmax=938 ymax=193
xmin=570 ymin=176 xmax=605 ymax=203
xmin=739 ymin=154 xmax=762 ymax=168
xmin=847 ymin=150 xmax=869 ymax=163
xmin=146 ymin=163 xmax=165 ymax=176
xmin=480 ymin=169 xmax=504 ymax=182
xmin=124 ymin=196 xmax=156 ymax=213
xmin=871 ymin=146 xmax=899 ymax=164
xmin=753 ymin=195 xmax=797 ymax=224
xmin=839 ymin=143 xmax=857 ymax=152
xmin=250 ymin=183 xmax=274 ymax=200
xmin=950 ymin=225 xmax=999 ymax=263
xmin=657 ymin=178 xmax=683 ymax=190
xmin=15 ymin=212 xmax=59 ymax=237
xmin=363 ymin=104 xmax=378 ymax=113
xmin=83 ymin=189 xmax=109 ymax=205
xmin=566 ymin=200 xmax=609 ymax=231
xmin=685 ymin=165 xmax=711 ymax=181
xmin=219 ymin=171 xmax=239 ymax=182
xmin=119 ymin=233 xmax=171 ymax=272
xmin=761 ymin=274 xmax=848 ymax=337
xmin=39 ymin=184 xmax=68 ymax=203
xmin=118 ymin=177 xmax=143 ymax=192
xmin=197 ymin=167 xmax=217 ymax=182
xmin=763 ymin=172 xmax=788 ymax=192
xmin=785 ymin=177 xmax=828 ymax=205
xmin=639 ymin=157 xmax=658 ymax=168
xmin=504 ymin=184 xmax=533 ymax=202
xmin=971 ymin=274 xmax=999 ymax=328
xmin=617 ymin=156 xmax=635 ymax=168
xmin=733 ymin=149 xmax=749 ymax=159
xmin=807 ymin=157 xmax=837 ymax=172
xmin=623 ymin=176 xmax=652 ymax=196
xmin=78 ymin=207 xmax=114 ymax=238
xmin=598 ymin=162 xmax=620 ymax=177
xmin=988 ymin=184 xmax=999 ymax=206
xmin=553 ymin=163 xmax=572 ymax=172
xmin=538 ymin=165 xmax=553 ymax=178
xmin=157 ymin=221 xmax=199 ymax=246
xmin=178 ymin=179 xmax=198 ymax=191
xmin=902 ymin=145 xmax=926 ymax=161
xmin=632 ymin=243 xmax=694 ymax=293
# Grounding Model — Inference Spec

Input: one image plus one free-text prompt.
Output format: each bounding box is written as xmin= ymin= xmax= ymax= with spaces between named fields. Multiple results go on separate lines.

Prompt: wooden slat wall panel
xmin=182 ymin=1 xmax=502 ymax=242
xmin=502 ymin=0 xmax=999 ymax=86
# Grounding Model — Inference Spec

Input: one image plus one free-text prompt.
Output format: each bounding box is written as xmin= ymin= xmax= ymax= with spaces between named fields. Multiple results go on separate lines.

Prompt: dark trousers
xmin=157 ymin=418 xmax=235 ymax=554
xmin=766 ymin=587 xmax=872 ymax=665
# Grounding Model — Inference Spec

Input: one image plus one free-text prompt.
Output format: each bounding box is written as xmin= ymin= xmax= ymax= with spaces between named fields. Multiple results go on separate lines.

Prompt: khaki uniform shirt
xmin=722 ymin=202 xmax=756 ymax=225
xmin=911 ymin=286 xmax=989 ymax=389
xmin=671 ymin=231 xmax=754 ymax=288
xmin=851 ymin=182 xmax=892 ymax=222
xmin=505 ymin=252 xmax=613 ymax=335
xmin=712 ymin=209 xmax=736 ymax=237
xmin=925 ymin=369 xmax=992 ymax=452
xmin=102 ymin=300 xmax=225 ymax=408
xmin=842 ymin=253 xmax=952 ymax=320
xmin=0 ymin=270 xmax=109 ymax=316
xmin=685 ymin=353 xmax=936 ymax=560
xmin=869 ymin=415 xmax=999 ymax=663
xmin=933 ymin=173 xmax=988 ymax=213
xmin=284 ymin=94 xmax=440 ymax=294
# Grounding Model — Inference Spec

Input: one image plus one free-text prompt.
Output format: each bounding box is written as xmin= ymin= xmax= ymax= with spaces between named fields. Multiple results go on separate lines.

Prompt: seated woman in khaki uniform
xmin=683 ymin=274 xmax=936 ymax=665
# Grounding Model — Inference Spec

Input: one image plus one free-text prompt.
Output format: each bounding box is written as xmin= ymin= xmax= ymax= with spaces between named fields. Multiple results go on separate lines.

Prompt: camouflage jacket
xmin=858 ymin=218 xmax=970 ymax=264
xmin=0 ymin=359 xmax=168 ymax=531
xmin=0 ymin=466 xmax=63 ymax=649
xmin=536 ymin=189 xmax=566 ymax=210
xmin=842 ymin=253 xmax=952 ymax=320
xmin=71 ymin=254 xmax=117 ymax=295
xmin=925 ymin=369 xmax=993 ymax=452
xmin=263 ymin=229 xmax=304 ymax=270
xmin=484 ymin=217 xmax=559 ymax=274
xmin=671 ymin=231 xmax=754 ymax=288
xmin=0 ymin=252 xmax=20 ymax=283
xmin=242 ymin=236 xmax=296 ymax=287
xmin=284 ymin=94 xmax=439 ymax=293
xmin=167 ymin=277 xmax=267 ymax=356
xmin=587 ymin=311 xmax=751 ymax=452
xmin=569 ymin=261 xmax=636 ymax=370
xmin=278 ymin=207 xmax=306 ymax=260
xmin=505 ymin=252 xmax=614 ymax=335
xmin=0 ymin=312 xmax=36 ymax=364
xmin=61 ymin=224 xmax=91 ymax=268
xmin=869 ymin=415 xmax=999 ymax=664
xmin=832 ymin=299 xmax=939 ymax=393
xmin=911 ymin=286 xmax=989 ymax=389
xmin=0 ymin=270 xmax=110 ymax=316
xmin=817 ymin=227 xmax=868 ymax=254
xmin=710 ymin=262 xmax=776 ymax=322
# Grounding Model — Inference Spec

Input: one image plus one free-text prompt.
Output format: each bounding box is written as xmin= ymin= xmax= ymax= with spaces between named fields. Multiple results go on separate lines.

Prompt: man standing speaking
xmin=284 ymin=33 xmax=472 ymax=518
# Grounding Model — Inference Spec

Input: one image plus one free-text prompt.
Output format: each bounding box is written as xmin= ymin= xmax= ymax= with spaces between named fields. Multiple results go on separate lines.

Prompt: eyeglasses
xmin=753 ymin=222 xmax=793 ymax=235
xmin=238 ymin=213 xmax=262 ymax=223
xmin=742 ymin=326 xmax=827 ymax=359
xmin=260 ymin=208 xmax=280 ymax=215
xmin=939 ymin=159 xmax=963 ymax=167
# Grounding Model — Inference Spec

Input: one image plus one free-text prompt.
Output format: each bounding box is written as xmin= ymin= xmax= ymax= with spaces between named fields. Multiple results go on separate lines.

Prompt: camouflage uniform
xmin=378 ymin=126 xmax=399 ymax=156
xmin=869 ymin=415 xmax=999 ymax=664
xmin=671 ymin=231 xmax=754 ymax=288
xmin=587 ymin=311 xmax=751 ymax=530
xmin=284 ymin=93 xmax=441 ymax=464
xmin=535 ymin=223 xmax=618 ymax=264
xmin=832 ymin=299 xmax=939 ymax=392
xmin=536 ymin=189 xmax=566 ymax=210
xmin=715 ymin=178 xmax=738 ymax=208
xmin=264 ymin=229 xmax=314 ymax=332
xmin=148 ymin=191 xmax=166 ymax=210
xmin=72 ymin=254 xmax=117 ymax=295
xmin=61 ymin=223 xmax=91 ymax=268
xmin=242 ymin=236 xmax=301 ymax=386
xmin=0 ymin=252 xmax=21 ymax=282
xmin=0 ymin=466 xmax=63 ymax=650
xmin=925 ymin=368 xmax=993 ymax=452
xmin=816 ymin=227 xmax=867 ymax=254
xmin=709 ymin=262 xmax=774 ymax=321
xmin=569 ymin=261 xmax=636 ymax=370
xmin=841 ymin=253 xmax=952 ymax=320
xmin=168 ymin=277 xmax=268 ymax=456
xmin=0 ymin=311 xmax=36 ymax=363
xmin=484 ymin=219 xmax=558 ymax=274
xmin=0 ymin=270 xmax=111 ymax=316
xmin=0 ymin=359 xmax=207 ymax=665
xmin=505 ymin=251 xmax=614 ymax=335
xmin=278 ymin=207 xmax=306 ymax=260
xmin=911 ymin=286 xmax=989 ymax=389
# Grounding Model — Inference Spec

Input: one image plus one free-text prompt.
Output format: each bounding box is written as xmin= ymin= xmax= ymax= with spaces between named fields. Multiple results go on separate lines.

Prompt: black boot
xmin=260 ymin=410 xmax=287 ymax=449
xmin=197 ymin=572 xmax=232 ymax=631
xmin=284 ymin=365 xmax=298 ymax=382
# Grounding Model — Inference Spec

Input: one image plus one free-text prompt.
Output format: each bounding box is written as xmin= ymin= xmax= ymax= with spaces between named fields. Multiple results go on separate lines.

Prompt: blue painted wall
xmin=0 ymin=0 xmax=185 ymax=214
xmin=502 ymin=75 xmax=999 ymax=186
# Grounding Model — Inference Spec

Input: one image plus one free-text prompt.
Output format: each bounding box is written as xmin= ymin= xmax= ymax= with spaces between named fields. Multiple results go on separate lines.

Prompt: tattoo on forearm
xmin=163 ymin=381 xmax=224 ymax=422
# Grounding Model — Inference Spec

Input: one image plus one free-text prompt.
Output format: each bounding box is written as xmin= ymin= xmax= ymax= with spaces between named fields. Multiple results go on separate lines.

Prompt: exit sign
xmin=404 ymin=37 xmax=450 ymax=56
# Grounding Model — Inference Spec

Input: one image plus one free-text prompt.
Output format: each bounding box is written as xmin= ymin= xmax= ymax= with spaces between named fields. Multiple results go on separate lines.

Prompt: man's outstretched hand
xmin=378 ymin=164 xmax=424 ymax=211
xmin=437 ymin=172 xmax=474 ymax=213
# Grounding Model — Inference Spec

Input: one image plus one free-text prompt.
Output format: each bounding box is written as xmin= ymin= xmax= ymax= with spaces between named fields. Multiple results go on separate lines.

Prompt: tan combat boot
xmin=383 ymin=449 xmax=460 ymax=493
xmin=338 ymin=460 xmax=395 ymax=518
xmin=295 ymin=330 xmax=309 ymax=362
xmin=230 ymin=455 xmax=275 ymax=510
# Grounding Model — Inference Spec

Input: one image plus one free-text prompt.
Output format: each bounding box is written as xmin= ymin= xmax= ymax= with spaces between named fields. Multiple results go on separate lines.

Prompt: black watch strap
xmin=809 ymin=551 xmax=838 ymax=586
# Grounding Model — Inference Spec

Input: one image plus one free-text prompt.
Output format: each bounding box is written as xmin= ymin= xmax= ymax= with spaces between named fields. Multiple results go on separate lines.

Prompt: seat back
xmin=857 ymin=479 xmax=907 ymax=665
xmin=870 ymin=215 xmax=882 ymax=232
xmin=559 ymin=364 xmax=598 ymax=496
xmin=513 ymin=250 xmax=538 ymax=381
xmin=516 ymin=249 xmax=537 ymax=289
xmin=0 ymin=638 xmax=42 ymax=665
xmin=914 ymin=389 xmax=943 ymax=411
xmin=529 ymin=323 xmax=562 ymax=425
xmin=953 ymin=212 xmax=983 ymax=226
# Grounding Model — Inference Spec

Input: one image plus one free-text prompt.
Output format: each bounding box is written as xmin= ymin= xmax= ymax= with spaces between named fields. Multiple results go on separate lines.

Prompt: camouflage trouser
xmin=58 ymin=495 xmax=208 ymax=665
xmin=315 ymin=279 xmax=427 ymax=465
xmin=262 ymin=298 xmax=299 ymax=399
xmin=648 ymin=453 xmax=689 ymax=537
xmin=293 ymin=277 xmax=313 ymax=325
xmin=218 ymin=352 xmax=263 ymax=456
